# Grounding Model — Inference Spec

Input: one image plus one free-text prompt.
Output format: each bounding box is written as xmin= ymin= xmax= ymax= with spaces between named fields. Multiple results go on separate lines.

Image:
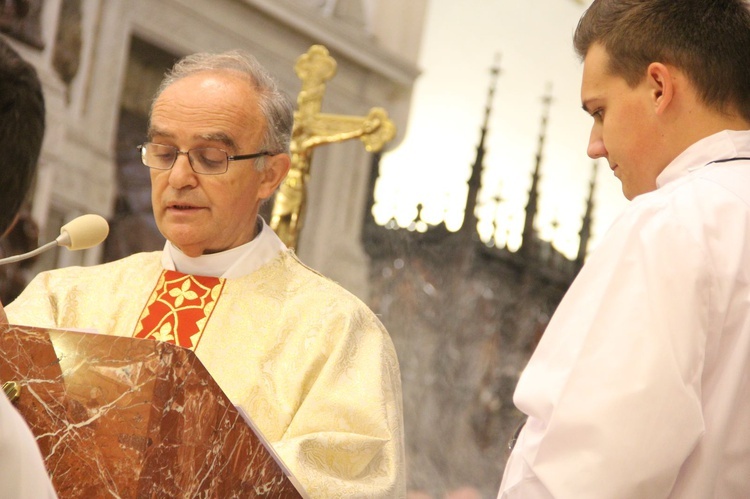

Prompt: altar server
xmin=498 ymin=1 xmax=750 ymax=497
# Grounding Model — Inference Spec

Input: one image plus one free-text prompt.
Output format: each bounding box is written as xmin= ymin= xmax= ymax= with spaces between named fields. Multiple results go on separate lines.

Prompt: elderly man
xmin=498 ymin=1 xmax=750 ymax=498
xmin=7 ymin=50 xmax=405 ymax=498
xmin=0 ymin=36 xmax=57 ymax=498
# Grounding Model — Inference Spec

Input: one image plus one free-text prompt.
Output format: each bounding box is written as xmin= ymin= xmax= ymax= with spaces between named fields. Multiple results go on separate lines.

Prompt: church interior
xmin=1 ymin=0 xmax=605 ymax=497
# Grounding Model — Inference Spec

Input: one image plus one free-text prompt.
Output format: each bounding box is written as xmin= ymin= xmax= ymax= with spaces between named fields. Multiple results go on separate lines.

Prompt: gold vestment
xmin=7 ymin=250 xmax=405 ymax=498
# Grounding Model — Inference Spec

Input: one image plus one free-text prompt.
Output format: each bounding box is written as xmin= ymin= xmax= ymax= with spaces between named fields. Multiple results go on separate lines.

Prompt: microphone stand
xmin=0 ymin=241 xmax=57 ymax=265
xmin=0 ymin=214 xmax=109 ymax=267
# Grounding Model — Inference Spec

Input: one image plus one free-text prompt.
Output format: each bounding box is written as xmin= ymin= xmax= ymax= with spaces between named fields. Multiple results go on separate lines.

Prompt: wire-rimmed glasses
xmin=137 ymin=142 xmax=277 ymax=175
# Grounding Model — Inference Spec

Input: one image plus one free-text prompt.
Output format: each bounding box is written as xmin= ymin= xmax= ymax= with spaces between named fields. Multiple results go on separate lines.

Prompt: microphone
xmin=0 ymin=214 xmax=110 ymax=266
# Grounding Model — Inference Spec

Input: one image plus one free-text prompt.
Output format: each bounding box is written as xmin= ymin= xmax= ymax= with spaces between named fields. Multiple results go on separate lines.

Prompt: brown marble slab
xmin=0 ymin=324 xmax=306 ymax=498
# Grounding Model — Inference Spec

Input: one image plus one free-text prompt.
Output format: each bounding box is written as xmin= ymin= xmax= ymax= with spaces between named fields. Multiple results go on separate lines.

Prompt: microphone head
xmin=56 ymin=214 xmax=110 ymax=250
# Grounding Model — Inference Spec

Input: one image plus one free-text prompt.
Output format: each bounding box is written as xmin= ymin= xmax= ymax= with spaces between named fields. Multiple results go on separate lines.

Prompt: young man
xmin=0 ymin=36 xmax=57 ymax=499
xmin=498 ymin=1 xmax=750 ymax=497
xmin=7 ymin=51 xmax=405 ymax=498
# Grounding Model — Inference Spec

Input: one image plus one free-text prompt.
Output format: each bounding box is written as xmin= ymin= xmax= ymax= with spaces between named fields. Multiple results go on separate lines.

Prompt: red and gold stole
xmin=133 ymin=270 xmax=226 ymax=350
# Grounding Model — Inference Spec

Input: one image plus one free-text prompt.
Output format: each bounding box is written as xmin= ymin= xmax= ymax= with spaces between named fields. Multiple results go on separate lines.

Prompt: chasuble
xmin=7 ymin=250 xmax=405 ymax=498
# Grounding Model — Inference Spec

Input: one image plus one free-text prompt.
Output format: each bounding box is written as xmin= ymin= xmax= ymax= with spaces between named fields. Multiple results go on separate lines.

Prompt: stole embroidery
xmin=133 ymin=270 xmax=225 ymax=350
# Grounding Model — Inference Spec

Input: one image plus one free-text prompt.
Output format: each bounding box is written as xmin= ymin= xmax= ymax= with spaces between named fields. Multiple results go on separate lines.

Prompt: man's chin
xmin=622 ymin=184 xmax=657 ymax=201
xmin=622 ymin=183 xmax=639 ymax=200
xmin=173 ymin=245 xmax=207 ymax=258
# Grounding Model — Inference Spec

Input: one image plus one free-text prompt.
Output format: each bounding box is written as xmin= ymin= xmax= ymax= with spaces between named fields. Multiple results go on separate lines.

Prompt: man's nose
xmin=587 ymin=128 xmax=607 ymax=159
xmin=168 ymin=152 xmax=198 ymax=188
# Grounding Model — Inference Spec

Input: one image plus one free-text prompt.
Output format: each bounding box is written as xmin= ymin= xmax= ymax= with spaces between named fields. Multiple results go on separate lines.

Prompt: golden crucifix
xmin=270 ymin=45 xmax=396 ymax=250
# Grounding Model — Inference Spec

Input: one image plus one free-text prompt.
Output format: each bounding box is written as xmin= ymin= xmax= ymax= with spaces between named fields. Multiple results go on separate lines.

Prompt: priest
xmin=7 ymin=50 xmax=405 ymax=498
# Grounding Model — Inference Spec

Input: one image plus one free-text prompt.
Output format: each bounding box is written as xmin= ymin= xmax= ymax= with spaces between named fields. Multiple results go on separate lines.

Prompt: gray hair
xmin=152 ymin=50 xmax=294 ymax=170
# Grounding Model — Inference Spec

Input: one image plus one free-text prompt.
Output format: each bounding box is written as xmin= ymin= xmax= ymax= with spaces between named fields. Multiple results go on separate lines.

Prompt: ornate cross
xmin=270 ymin=44 xmax=396 ymax=250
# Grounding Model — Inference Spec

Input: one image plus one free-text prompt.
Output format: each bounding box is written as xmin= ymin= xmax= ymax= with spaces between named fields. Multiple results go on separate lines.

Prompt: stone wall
xmin=366 ymin=227 xmax=576 ymax=498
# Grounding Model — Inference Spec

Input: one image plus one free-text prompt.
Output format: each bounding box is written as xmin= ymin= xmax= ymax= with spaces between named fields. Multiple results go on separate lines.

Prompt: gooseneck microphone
xmin=0 ymin=214 xmax=110 ymax=266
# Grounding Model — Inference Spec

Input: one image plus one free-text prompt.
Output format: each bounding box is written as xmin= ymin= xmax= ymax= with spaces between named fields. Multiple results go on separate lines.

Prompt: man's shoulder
xmin=260 ymin=250 xmax=377 ymax=313
xmin=39 ymin=251 xmax=163 ymax=280
xmin=101 ymin=251 xmax=163 ymax=267
xmin=595 ymin=164 xmax=750 ymax=267
xmin=626 ymin=160 xmax=750 ymax=219
xmin=273 ymin=251 xmax=361 ymax=296
xmin=695 ymin=160 xmax=750 ymax=207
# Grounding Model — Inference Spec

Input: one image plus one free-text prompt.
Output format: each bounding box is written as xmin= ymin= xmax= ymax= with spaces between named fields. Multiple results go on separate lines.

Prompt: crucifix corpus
xmin=270 ymin=44 xmax=396 ymax=250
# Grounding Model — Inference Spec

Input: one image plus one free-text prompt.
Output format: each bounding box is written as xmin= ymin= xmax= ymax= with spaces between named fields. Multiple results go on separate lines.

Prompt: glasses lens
xmin=189 ymin=148 xmax=228 ymax=174
xmin=143 ymin=143 xmax=176 ymax=170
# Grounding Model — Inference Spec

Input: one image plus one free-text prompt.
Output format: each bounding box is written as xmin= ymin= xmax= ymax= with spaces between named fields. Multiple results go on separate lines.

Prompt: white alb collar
xmin=161 ymin=217 xmax=287 ymax=278
xmin=656 ymin=129 xmax=750 ymax=188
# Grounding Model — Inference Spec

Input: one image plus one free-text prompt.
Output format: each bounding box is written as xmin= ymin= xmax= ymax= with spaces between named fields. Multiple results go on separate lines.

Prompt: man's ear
xmin=258 ymin=153 xmax=291 ymax=200
xmin=646 ymin=62 xmax=675 ymax=115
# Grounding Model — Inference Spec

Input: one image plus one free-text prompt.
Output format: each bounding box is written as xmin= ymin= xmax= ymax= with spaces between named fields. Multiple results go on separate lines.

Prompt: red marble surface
xmin=0 ymin=324 xmax=305 ymax=498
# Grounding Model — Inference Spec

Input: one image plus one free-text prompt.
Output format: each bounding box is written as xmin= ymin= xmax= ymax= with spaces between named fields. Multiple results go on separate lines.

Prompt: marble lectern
xmin=0 ymin=324 xmax=306 ymax=498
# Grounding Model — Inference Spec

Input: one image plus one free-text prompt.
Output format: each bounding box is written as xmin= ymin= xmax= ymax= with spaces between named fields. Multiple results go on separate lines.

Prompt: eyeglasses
xmin=137 ymin=142 xmax=277 ymax=175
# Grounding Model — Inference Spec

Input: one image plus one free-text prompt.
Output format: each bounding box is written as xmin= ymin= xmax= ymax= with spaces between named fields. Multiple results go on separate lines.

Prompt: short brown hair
xmin=574 ymin=0 xmax=750 ymax=122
